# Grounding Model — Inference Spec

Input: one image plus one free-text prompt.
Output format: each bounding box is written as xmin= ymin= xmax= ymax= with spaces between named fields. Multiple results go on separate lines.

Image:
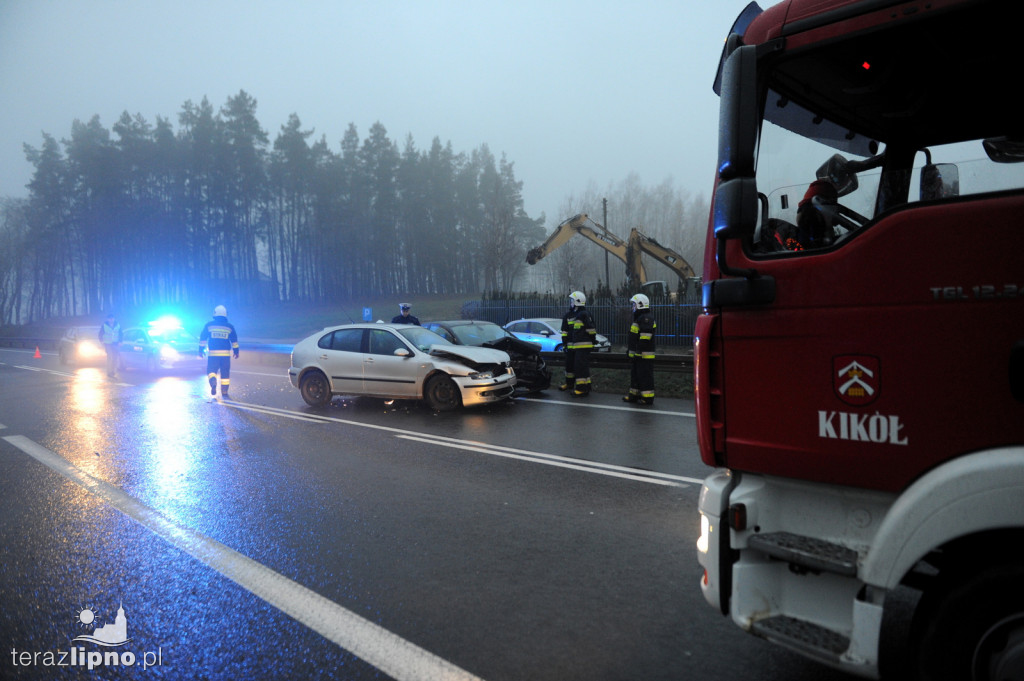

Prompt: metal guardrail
xmin=0 ymin=337 xmax=60 ymax=351
xmin=0 ymin=337 xmax=694 ymax=373
xmin=541 ymin=351 xmax=693 ymax=373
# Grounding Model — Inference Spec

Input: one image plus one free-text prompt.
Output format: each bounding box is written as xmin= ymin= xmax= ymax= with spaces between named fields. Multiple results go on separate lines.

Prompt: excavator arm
xmin=627 ymin=228 xmax=697 ymax=281
xmin=526 ymin=214 xmax=647 ymax=282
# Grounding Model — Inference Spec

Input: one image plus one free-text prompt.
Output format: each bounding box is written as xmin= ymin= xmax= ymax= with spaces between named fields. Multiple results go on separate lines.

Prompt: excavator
xmin=525 ymin=213 xmax=698 ymax=295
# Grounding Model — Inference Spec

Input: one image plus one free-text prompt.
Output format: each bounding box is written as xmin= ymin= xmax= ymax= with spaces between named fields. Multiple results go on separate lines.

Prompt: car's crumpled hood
xmin=428 ymin=344 xmax=509 ymax=367
xmin=482 ymin=336 xmax=541 ymax=357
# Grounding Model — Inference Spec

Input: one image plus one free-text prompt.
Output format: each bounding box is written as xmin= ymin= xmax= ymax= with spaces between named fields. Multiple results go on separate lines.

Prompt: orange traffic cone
xmin=34 ymin=346 xmax=41 ymax=359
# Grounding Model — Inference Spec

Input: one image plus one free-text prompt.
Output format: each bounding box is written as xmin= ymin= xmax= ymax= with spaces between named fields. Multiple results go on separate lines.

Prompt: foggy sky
xmin=0 ymin=0 xmax=760 ymax=225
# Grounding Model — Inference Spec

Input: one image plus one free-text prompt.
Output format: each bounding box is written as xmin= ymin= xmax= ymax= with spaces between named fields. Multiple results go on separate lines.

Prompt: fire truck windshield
xmin=750 ymin=93 xmax=1024 ymax=256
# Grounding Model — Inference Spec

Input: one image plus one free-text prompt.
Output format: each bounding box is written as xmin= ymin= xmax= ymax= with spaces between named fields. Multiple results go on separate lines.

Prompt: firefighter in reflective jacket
xmin=623 ymin=293 xmax=656 ymax=405
xmin=561 ymin=291 xmax=596 ymax=397
xmin=200 ymin=305 xmax=239 ymax=399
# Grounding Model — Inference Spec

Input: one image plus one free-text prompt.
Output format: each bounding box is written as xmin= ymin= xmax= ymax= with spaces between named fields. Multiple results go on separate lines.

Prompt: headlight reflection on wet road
xmin=140 ymin=377 xmax=204 ymax=512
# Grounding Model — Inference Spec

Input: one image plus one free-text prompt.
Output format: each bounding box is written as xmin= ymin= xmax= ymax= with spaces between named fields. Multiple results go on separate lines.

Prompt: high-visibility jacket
xmin=628 ymin=311 xmax=656 ymax=360
xmin=565 ymin=308 xmax=597 ymax=350
xmin=200 ymin=316 xmax=239 ymax=357
xmin=99 ymin=322 xmax=121 ymax=345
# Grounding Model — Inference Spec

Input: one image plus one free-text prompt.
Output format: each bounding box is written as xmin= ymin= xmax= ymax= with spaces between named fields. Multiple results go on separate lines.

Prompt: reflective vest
xmin=200 ymin=316 xmax=239 ymax=357
xmin=100 ymin=322 xmax=121 ymax=345
xmin=628 ymin=312 xmax=656 ymax=360
xmin=565 ymin=308 xmax=596 ymax=350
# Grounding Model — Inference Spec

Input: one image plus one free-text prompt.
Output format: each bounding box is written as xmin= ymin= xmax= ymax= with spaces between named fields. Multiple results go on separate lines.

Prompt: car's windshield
xmin=451 ymin=324 xmax=507 ymax=346
xmin=396 ymin=326 xmax=452 ymax=352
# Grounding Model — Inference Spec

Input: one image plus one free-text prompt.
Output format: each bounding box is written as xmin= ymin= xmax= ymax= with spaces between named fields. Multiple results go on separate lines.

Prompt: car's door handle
xmin=319 ymin=354 xmax=328 ymax=360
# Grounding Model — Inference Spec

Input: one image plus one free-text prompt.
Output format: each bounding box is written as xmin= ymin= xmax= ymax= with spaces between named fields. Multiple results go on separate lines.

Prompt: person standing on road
xmin=390 ymin=303 xmax=421 ymax=325
xmin=99 ymin=313 xmax=122 ymax=378
xmin=199 ymin=305 xmax=239 ymax=400
xmin=623 ymin=293 xmax=656 ymax=405
xmin=564 ymin=291 xmax=596 ymax=397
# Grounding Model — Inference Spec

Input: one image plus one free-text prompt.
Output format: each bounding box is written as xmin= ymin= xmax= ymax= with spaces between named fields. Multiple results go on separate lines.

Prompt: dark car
xmin=117 ymin=325 xmax=206 ymax=373
xmin=58 ymin=325 xmax=104 ymax=366
xmin=422 ymin=320 xmax=552 ymax=393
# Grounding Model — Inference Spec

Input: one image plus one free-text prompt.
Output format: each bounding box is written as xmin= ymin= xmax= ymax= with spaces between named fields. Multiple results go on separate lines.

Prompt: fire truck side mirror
xmin=714 ymin=177 xmax=758 ymax=239
xmin=717 ymin=44 xmax=758 ymax=181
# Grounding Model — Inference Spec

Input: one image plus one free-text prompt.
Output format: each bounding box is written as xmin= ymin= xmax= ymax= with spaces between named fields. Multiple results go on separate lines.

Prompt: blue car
xmin=503 ymin=318 xmax=611 ymax=352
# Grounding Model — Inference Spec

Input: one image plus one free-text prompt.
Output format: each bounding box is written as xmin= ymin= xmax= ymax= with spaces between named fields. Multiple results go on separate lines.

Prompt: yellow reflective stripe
xmin=640 ymin=333 xmax=654 ymax=340
xmin=640 ymin=352 xmax=656 ymax=359
xmin=209 ymin=350 xmax=232 ymax=356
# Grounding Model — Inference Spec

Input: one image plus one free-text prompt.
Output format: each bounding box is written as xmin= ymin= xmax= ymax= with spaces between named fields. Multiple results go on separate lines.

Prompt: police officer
xmin=390 ymin=303 xmax=420 ymax=325
xmin=199 ymin=305 xmax=239 ymax=399
xmin=99 ymin=313 xmax=122 ymax=378
xmin=623 ymin=293 xmax=656 ymax=405
xmin=563 ymin=291 xmax=596 ymax=397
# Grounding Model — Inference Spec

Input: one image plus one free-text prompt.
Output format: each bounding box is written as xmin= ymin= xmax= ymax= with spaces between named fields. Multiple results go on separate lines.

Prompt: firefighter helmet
xmin=630 ymin=293 xmax=650 ymax=311
xmin=214 ymin=305 xmax=227 ymax=317
xmin=569 ymin=291 xmax=586 ymax=307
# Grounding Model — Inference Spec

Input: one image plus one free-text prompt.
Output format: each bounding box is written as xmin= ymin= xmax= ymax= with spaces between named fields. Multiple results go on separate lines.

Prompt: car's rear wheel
xmin=424 ymin=374 xmax=461 ymax=412
xmin=299 ymin=370 xmax=332 ymax=407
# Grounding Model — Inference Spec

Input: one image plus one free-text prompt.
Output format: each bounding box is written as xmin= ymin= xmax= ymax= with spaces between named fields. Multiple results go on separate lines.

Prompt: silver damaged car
xmin=288 ymin=323 xmax=517 ymax=411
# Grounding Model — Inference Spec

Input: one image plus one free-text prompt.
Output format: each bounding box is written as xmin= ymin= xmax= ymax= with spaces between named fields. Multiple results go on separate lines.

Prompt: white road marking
xmin=5 ymin=363 xmax=133 ymax=386
xmin=518 ymin=396 xmax=694 ymax=417
xmin=396 ymin=433 xmax=699 ymax=487
xmin=219 ymin=400 xmax=699 ymax=487
xmin=2 ymin=434 xmax=485 ymax=681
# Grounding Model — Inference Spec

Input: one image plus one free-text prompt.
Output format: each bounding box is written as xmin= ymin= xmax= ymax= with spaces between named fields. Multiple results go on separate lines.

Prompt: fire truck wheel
xmin=912 ymin=562 xmax=1024 ymax=681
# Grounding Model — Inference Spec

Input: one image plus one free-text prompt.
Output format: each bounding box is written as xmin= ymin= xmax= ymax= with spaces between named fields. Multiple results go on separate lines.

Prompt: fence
xmin=462 ymin=293 xmax=702 ymax=349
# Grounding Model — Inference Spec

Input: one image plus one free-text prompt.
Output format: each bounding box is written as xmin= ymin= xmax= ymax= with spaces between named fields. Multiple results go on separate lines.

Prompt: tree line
xmin=0 ymin=90 xmax=545 ymax=326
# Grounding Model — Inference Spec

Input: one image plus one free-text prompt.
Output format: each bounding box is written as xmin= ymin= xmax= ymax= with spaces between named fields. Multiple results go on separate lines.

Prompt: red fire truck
xmin=695 ymin=1 xmax=1024 ymax=679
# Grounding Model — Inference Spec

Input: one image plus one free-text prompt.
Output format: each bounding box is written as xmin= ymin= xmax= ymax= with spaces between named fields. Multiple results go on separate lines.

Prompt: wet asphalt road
xmin=0 ymin=346 xmax=860 ymax=681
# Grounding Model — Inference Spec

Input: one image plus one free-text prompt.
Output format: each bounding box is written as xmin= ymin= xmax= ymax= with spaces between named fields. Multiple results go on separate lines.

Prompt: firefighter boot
xmin=209 ymin=376 xmax=217 ymax=396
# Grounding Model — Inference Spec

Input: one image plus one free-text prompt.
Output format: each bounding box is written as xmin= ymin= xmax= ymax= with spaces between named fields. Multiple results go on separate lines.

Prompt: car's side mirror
xmin=394 ymin=348 xmax=411 ymax=357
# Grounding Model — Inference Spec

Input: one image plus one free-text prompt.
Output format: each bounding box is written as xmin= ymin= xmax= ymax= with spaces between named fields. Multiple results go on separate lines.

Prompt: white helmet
xmin=629 ymin=293 xmax=650 ymax=311
xmin=214 ymin=305 xmax=227 ymax=317
xmin=569 ymin=291 xmax=586 ymax=307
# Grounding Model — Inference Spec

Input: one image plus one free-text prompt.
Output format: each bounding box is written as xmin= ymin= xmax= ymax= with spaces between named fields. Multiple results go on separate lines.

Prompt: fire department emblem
xmin=833 ymin=355 xmax=880 ymax=406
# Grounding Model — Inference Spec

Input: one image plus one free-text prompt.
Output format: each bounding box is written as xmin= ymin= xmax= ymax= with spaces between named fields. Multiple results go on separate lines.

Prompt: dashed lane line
xmin=2 ymin=434 xmax=485 ymax=681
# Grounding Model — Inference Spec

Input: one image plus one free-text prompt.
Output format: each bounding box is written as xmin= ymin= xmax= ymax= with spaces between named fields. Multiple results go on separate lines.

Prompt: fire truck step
xmin=751 ymin=615 xmax=849 ymax=661
xmin=747 ymin=531 xmax=858 ymax=576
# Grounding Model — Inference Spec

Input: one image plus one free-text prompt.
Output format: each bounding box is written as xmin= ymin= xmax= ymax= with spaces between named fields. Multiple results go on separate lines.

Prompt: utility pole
xmin=603 ymin=198 xmax=609 ymax=293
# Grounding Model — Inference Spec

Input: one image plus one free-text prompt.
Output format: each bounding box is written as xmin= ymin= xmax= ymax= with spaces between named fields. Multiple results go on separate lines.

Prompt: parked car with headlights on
xmin=58 ymin=326 xmax=104 ymax=366
xmin=289 ymin=323 xmax=516 ymax=411
xmin=118 ymin=324 xmax=206 ymax=373
xmin=503 ymin=318 xmax=612 ymax=352
xmin=422 ymin=320 xmax=551 ymax=393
